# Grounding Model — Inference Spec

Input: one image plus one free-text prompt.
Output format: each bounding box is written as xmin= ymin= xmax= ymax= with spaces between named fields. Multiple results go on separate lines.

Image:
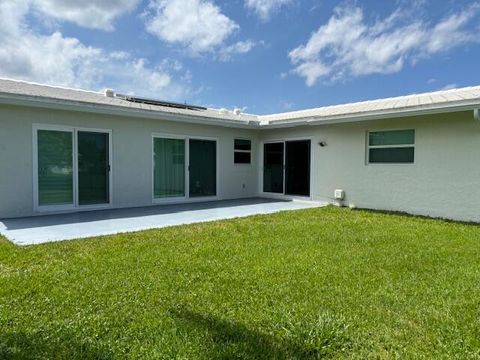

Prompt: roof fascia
xmin=0 ymin=93 xmax=259 ymax=129
xmin=260 ymin=101 xmax=480 ymax=128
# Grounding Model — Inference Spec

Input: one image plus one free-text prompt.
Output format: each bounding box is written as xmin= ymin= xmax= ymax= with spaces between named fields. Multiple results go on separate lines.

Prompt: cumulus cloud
xmin=0 ymin=0 xmax=188 ymax=99
xmin=217 ymin=40 xmax=259 ymax=61
xmin=289 ymin=4 xmax=480 ymax=86
xmin=145 ymin=0 xmax=239 ymax=54
xmin=31 ymin=0 xmax=140 ymax=30
xmin=245 ymin=0 xmax=292 ymax=21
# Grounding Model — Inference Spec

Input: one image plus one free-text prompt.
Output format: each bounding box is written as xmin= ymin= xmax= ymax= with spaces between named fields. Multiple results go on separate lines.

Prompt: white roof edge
xmin=261 ymin=100 xmax=480 ymax=128
xmin=0 ymin=92 xmax=256 ymax=129
xmin=0 ymin=78 xmax=480 ymax=128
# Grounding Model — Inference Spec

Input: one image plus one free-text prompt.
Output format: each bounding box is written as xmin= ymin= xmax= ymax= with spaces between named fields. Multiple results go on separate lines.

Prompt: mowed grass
xmin=1 ymin=207 xmax=480 ymax=359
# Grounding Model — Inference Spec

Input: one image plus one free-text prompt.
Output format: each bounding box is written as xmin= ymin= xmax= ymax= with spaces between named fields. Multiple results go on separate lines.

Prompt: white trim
xmin=259 ymin=137 xmax=314 ymax=200
xmin=151 ymin=133 xmax=219 ymax=204
xmin=33 ymin=124 xmax=113 ymax=213
xmin=366 ymin=128 xmax=415 ymax=165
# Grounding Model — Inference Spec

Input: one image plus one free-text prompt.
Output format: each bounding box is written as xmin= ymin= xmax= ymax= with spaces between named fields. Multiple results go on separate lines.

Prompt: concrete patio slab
xmin=0 ymin=198 xmax=325 ymax=246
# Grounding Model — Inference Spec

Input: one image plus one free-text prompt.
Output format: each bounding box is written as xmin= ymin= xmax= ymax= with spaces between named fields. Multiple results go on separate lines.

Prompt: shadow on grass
xmin=351 ymin=207 xmax=480 ymax=226
xmin=0 ymin=331 xmax=113 ymax=360
xmin=169 ymin=305 xmax=351 ymax=359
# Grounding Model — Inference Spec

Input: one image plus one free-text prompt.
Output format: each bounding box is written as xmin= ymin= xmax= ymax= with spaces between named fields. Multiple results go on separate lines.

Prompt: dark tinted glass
xmin=189 ymin=139 xmax=216 ymax=197
xmin=369 ymin=130 xmax=415 ymax=146
xmin=285 ymin=140 xmax=310 ymax=196
xmin=234 ymin=151 xmax=251 ymax=164
xmin=78 ymin=131 xmax=109 ymax=205
xmin=234 ymin=139 xmax=251 ymax=151
xmin=263 ymin=142 xmax=284 ymax=193
xmin=369 ymin=147 xmax=414 ymax=163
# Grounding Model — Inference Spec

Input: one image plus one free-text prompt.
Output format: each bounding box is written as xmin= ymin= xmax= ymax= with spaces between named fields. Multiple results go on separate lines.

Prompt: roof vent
xmin=233 ymin=108 xmax=242 ymax=116
xmin=104 ymin=89 xmax=115 ymax=98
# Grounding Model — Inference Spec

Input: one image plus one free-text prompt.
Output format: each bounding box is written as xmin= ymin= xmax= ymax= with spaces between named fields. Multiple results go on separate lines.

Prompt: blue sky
xmin=1 ymin=0 xmax=479 ymax=114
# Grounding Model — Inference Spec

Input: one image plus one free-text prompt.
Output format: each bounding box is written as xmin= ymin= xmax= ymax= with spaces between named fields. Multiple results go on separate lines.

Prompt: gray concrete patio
xmin=0 ymin=198 xmax=325 ymax=246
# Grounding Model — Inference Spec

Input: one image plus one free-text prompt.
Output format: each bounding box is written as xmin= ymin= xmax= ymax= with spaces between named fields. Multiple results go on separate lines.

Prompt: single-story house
xmin=0 ymin=78 xmax=479 ymax=222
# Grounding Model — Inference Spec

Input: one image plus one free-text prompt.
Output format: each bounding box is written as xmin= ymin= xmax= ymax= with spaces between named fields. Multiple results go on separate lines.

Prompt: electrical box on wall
xmin=334 ymin=189 xmax=345 ymax=200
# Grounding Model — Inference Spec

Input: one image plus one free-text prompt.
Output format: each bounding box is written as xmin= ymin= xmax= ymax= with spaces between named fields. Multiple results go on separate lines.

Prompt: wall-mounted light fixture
xmin=319 ymin=141 xmax=327 ymax=147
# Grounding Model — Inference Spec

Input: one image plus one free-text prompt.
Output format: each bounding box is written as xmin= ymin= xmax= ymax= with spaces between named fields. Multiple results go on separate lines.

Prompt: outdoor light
xmin=319 ymin=141 xmax=327 ymax=147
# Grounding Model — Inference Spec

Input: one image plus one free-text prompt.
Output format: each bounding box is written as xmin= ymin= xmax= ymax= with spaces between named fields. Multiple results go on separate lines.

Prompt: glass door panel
xmin=154 ymin=138 xmax=185 ymax=198
xmin=189 ymin=139 xmax=216 ymax=197
xmin=285 ymin=140 xmax=311 ymax=196
xmin=263 ymin=142 xmax=284 ymax=193
xmin=78 ymin=131 xmax=109 ymax=205
xmin=37 ymin=130 xmax=74 ymax=206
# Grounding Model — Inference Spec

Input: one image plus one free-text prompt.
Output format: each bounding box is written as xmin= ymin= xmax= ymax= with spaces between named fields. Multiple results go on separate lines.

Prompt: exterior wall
xmin=0 ymin=105 xmax=259 ymax=218
xmin=260 ymin=111 xmax=480 ymax=222
xmin=1 ymin=104 xmax=479 ymax=222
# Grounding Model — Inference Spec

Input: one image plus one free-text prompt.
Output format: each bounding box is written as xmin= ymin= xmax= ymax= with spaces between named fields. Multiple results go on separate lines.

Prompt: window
xmin=234 ymin=139 xmax=251 ymax=164
xmin=367 ymin=129 xmax=415 ymax=164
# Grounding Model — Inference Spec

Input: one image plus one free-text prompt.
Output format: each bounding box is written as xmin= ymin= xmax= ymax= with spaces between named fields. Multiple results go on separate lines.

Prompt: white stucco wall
xmin=1 ymin=104 xmax=479 ymax=222
xmin=259 ymin=111 xmax=480 ymax=222
xmin=0 ymin=105 xmax=259 ymax=218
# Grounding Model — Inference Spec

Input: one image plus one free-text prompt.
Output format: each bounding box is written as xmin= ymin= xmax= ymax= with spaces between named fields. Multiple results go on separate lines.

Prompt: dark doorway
xmin=285 ymin=140 xmax=311 ymax=196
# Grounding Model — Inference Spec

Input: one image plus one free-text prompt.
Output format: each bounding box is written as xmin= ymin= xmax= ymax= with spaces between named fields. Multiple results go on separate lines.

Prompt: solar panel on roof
xmin=115 ymin=94 xmax=207 ymax=111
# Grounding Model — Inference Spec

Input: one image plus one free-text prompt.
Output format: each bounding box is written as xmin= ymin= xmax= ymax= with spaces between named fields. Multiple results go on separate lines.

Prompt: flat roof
xmin=0 ymin=78 xmax=479 ymax=128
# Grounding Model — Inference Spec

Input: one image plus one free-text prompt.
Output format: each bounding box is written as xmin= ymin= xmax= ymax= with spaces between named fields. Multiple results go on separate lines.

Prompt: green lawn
xmin=1 ymin=207 xmax=479 ymax=359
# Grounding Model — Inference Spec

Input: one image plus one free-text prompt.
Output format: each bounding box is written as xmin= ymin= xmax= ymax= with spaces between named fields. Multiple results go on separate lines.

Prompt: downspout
xmin=475 ymin=109 xmax=480 ymax=121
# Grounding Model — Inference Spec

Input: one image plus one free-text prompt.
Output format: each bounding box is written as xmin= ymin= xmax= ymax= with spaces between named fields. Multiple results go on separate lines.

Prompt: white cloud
xmin=289 ymin=4 xmax=480 ymax=86
xmin=145 ymin=0 xmax=239 ymax=54
xmin=0 ymin=0 xmax=188 ymax=100
xmin=31 ymin=0 xmax=140 ymax=30
xmin=218 ymin=40 xmax=258 ymax=61
xmin=245 ymin=0 xmax=292 ymax=21
xmin=440 ymin=83 xmax=458 ymax=91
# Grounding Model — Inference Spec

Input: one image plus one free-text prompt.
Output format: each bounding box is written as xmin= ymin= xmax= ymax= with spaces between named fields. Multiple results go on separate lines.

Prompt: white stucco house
xmin=1 ymin=78 xmax=480 ymax=222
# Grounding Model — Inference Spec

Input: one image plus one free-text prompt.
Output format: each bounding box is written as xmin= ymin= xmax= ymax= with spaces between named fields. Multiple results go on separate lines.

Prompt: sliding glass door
xmin=153 ymin=137 xmax=185 ymax=199
xmin=189 ymin=139 xmax=216 ymax=197
xmin=35 ymin=127 xmax=111 ymax=210
xmin=285 ymin=140 xmax=310 ymax=196
xmin=263 ymin=140 xmax=311 ymax=197
xmin=153 ymin=136 xmax=217 ymax=201
xmin=78 ymin=131 xmax=110 ymax=205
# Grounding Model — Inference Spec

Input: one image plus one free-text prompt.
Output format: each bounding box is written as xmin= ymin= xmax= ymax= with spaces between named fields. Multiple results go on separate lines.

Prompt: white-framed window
xmin=367 ymin=129 xmax=415 ymax=164
xmin=234 ymin=139 xmax=251 ymax=164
